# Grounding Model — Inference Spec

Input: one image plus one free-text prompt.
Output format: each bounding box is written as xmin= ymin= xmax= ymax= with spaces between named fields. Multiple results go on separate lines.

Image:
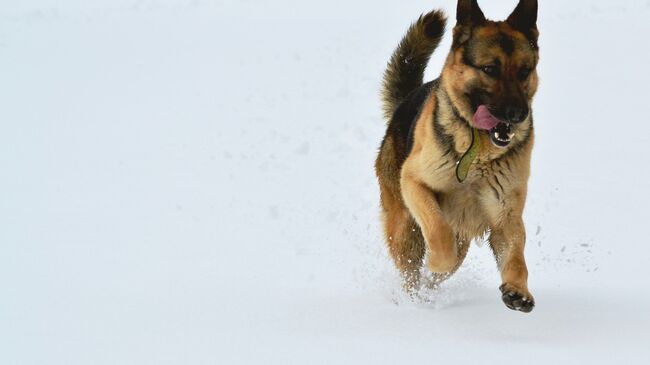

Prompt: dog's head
xmin=442 ymin=0 xmax=539 ymax=147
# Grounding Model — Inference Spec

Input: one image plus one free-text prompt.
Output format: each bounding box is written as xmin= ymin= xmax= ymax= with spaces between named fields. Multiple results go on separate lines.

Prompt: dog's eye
xmin=481 ymin=65 xmax=499 ymax=77
xmin=518 ymin=68 xmax=532 ymax=80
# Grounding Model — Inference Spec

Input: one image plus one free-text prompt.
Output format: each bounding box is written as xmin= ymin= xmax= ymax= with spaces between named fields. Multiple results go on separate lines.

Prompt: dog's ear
xmin=507 ymin=0 xmax=538 ymax=32
xmin=456 ymin=0 xmax=486 ymax=26
xmin=453 ymin=0 xmax=485 ymax=47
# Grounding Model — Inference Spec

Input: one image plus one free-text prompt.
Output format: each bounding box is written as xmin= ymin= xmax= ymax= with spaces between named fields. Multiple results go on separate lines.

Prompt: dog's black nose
xmin=505 ymin=106 xmax=527 ymax=123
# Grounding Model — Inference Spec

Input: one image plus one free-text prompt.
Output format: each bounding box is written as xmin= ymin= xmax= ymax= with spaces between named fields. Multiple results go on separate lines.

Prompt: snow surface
xmin=2 ymin=0 xmax=650 ymax=364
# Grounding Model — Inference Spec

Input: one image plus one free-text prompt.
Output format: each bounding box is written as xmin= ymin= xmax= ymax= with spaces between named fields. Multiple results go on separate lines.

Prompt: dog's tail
xmin=381 ymin=10 xmax=447 ymax=121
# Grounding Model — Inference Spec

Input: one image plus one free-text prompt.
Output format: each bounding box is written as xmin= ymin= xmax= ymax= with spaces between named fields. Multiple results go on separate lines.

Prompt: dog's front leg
xmin=489 ymin=212 xmax=535 ymax=313
xmin=401 ymin=174 xmax=458 ymax=273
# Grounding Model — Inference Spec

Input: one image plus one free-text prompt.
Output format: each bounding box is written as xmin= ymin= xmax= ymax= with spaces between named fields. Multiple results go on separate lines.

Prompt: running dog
xmin=376 ymin=0 xmax=539 ymax=312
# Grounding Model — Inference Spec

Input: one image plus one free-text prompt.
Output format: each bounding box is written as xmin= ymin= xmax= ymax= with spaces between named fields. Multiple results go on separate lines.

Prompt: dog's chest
xmin=426 ymin=159 xmax=508 ymax=239
xmin=434 ymin=182 xmax=491 ymax=241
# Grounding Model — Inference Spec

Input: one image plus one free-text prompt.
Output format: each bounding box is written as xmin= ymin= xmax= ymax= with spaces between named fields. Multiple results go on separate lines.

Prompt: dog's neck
xmin=434 ymin=85 xmax=475 ymax=158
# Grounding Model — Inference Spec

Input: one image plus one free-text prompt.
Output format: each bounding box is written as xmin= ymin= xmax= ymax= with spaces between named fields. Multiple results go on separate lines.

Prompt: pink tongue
xmin=473 ymin=105 xmax=501 ymax=130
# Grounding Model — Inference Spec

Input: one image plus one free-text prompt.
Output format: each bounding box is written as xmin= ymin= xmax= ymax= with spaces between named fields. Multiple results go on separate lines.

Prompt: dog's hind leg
xmin=379 ymin=186 xmax=425 ymax=293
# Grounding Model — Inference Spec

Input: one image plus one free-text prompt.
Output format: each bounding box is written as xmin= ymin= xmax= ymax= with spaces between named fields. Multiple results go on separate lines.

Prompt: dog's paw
xmin=499 ymin=283 xmax=535 ymax=313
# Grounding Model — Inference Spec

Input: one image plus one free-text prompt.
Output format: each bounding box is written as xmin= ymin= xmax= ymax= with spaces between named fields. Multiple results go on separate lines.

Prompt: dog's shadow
xmin=407 ymin=284 xmax=630 ymax=346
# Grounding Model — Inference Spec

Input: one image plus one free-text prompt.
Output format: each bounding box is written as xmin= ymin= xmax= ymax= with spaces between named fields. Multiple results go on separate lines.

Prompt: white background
xmin=1 ymin=0 xmax=649 ymax=363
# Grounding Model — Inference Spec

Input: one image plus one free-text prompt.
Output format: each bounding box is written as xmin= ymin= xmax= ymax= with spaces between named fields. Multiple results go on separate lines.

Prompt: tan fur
xmin=376 ymin=1 xmax=540 ymax=310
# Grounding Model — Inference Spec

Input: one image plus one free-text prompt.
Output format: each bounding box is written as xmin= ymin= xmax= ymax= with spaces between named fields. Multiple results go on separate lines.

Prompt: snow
xmin=1 ymin=0 xmax=649 ymax=364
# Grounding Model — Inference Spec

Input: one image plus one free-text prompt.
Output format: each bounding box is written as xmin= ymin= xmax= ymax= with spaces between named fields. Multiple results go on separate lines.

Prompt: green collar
xmin=456 ymin=128 xmax=480 ymax=183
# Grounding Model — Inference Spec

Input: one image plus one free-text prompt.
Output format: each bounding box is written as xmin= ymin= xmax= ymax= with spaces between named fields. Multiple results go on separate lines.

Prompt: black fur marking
xmin=405 ymin=81 xmax=437 ymax=154
xmin=493 ymin=173 xmax=505 ymax=195
xmin=423 ymin=14 xmax=445 ymax=39
xmin=462 ymin=47 xmax=472 ymax=65
xmin=439 ymin=87 xmax=473 ymax=129
xmin=457 ymin=0 xmax=486 ymax=26
xmin=433 ymin=96 xmax=458 ymax=159
xmin=385 ymin=80 xmax=437 ymax=166
xmin=466 ymin=87 xmax=490 ymax=112
xmin=497 ymin=168 xmax=511 ymax=184
xmin=462 ymin=45 xmax=476 ymax=67
xmin=441 ymin=149 xmax=452 ymax=159
xmin=435 ymin=159 xmax=453 ymax=171
xmin=498 ymin=32 xmax=515 ymax=55
xmin=494 ymin=160 xmax=503 ymax=170
xmin=503 ymin=158 xmax=512 ymax=171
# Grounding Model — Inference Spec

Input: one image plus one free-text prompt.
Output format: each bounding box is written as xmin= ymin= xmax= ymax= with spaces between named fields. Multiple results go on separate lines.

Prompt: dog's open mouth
xmin=472 ymin=105 xmax=515 ymax=148
xmin=490 ymin=122 xmax=515 ymax=148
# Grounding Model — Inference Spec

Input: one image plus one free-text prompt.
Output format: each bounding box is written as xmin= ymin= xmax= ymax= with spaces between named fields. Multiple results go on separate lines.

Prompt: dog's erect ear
xmin=456 ymin=0 xmax=486 ymax=26
xmin=507 ymin=0 xmax=538 ymax=32
xmin=453 ymin=0 xmax=485 ymax=47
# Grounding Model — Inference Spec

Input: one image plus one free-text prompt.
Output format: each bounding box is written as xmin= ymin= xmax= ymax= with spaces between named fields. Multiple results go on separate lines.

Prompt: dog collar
xmin=456 ymin=127 xmax=480 ymax=183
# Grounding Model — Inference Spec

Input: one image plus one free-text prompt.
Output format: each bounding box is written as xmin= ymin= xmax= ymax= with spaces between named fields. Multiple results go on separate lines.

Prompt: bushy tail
xmin=382 ymin=10 xmax=447 ymax=120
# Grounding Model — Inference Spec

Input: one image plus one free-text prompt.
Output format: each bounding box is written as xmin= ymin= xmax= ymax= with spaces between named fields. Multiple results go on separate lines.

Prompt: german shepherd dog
xmin=376 ymin=0 xmax=539 ymax=312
